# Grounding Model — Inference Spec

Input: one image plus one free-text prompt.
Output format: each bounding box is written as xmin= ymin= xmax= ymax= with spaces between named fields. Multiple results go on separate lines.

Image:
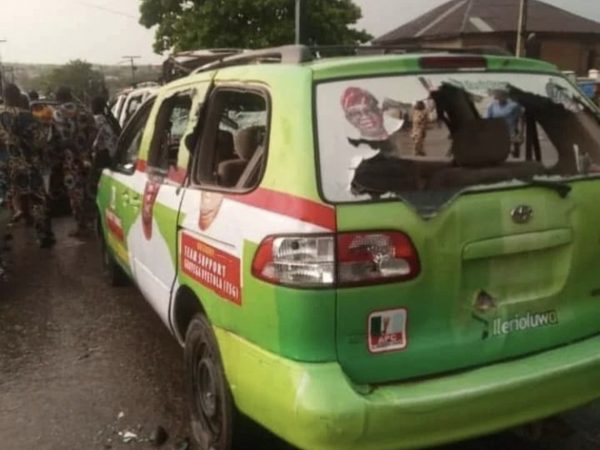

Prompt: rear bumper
xmin=215 ymin=330 xmax=600 ymax=450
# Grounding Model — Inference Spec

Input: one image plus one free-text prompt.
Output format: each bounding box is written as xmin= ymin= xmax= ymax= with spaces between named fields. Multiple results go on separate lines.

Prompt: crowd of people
xmin=0 ymin=83 xmax=121 ymax=276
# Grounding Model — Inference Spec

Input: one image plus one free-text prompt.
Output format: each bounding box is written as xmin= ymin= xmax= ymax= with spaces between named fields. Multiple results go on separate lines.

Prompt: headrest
xmin=452 ymin=118 xmax=510 ymax=167
xmin=234 ymin=126 xmax=265 ymax=161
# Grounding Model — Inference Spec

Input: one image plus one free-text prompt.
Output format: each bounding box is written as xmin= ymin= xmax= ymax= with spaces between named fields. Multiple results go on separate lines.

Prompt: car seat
xmin=216 ymin=130 xmax=235 ymax=163
xmin=428 ymin=118 xmax=545 ymax=190
xmin=218 ymin=126 xmax=265 ymax=188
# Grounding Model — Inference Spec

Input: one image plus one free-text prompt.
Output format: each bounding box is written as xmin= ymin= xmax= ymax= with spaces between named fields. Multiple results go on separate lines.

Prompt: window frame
xmin=146 ymin=89 xmax=196 ymax=175
xmin=123 ymin=94 xmax=144 ymax=124
xmin=190 ymin=85 xmax=271 ymax=194
xmin=312 ymin=69 xmax=600 ymax=206
xmin=112 ymin=96 xmax=156 ymax=175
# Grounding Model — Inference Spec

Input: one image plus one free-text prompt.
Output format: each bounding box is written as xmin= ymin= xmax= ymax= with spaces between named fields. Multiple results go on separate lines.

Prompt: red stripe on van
xmin=135 ymin=160 xmax=334 ymax=229
xmin=136 ymin=160 xmax=185 ymax=184
xmin=105 ymin=210 xmax=125 ymax=242
xmin=228 ymin=188 xmax=336 ymax=230
xmin=167 ymin=166 xmax=187 ymax=184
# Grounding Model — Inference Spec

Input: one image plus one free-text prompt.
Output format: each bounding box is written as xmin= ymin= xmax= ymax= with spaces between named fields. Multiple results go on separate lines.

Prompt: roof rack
xmin=133 ymin=81 xmax=161 ymax=89
xmin=191 ymin=44 xmax=513 ymax=74
xmin=163 ymin=48 xmax=245 ymax=82
xmin=320 ymin=45 xmax=512 ymax=56
xmin=193 ymin=45 xmax=313 ymax=73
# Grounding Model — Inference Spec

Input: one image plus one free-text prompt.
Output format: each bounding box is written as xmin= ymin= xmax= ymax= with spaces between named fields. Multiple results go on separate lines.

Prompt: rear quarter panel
xmin=176 ymin=67 xmax=338 ymax=362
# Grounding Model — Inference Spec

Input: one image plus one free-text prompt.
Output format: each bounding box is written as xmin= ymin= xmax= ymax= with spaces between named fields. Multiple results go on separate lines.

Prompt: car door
xmin=313 ymin=69 xmax=600 ymax=385
xmin=177 ymin=85 xmax=271 ymax=337
xmin=98 ymin=97 xmax=155 ymax=276
xmin=127 ymin=81 xmax=212 ymax=327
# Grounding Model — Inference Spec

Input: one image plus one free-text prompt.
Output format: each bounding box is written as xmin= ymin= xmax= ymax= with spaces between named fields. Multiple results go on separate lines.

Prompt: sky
xmin=0 ymin=0 xmax=599 ymax=65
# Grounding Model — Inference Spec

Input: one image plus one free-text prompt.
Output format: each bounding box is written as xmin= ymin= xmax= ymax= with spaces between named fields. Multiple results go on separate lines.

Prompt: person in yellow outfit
xmin=411 ymin=101 xmax=428 ymax=157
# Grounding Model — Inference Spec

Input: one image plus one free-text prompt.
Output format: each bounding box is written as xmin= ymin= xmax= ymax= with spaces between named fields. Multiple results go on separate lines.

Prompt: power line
xmin=74 ymin=1 xmax=137 ymax=20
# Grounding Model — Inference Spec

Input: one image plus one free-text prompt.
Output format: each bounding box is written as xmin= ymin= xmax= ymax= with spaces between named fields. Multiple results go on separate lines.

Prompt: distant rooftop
xmin=374 ymin=0 xmax=600 ymax=44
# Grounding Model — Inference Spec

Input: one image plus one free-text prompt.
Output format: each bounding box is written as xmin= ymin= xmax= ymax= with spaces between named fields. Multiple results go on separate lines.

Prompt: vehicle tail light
xmin=252 ymin=236 xmax=336 ymax=287
xmin=252 ymin=232 xmax=420 ymax=288
xmin=337 ymin=232 xmax=420 ymax=286
xmin=419 ymin=56 xmax=487 ymax=70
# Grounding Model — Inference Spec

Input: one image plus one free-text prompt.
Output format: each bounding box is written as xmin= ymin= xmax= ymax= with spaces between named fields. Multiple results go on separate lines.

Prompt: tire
xmin=185 ymin=314 xmax=235 ymax=450
xmin=100 ymin=235 xmax=128 ymax=287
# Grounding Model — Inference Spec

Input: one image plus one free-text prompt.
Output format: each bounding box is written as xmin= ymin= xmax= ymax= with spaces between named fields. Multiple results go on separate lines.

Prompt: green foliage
xmin=18 ymin=63 xmax=161 ymax=99
xmin=139 ymin=0 xmax=372 ymax=53
xmin=33 ymin=60 xmax=107 ymax=101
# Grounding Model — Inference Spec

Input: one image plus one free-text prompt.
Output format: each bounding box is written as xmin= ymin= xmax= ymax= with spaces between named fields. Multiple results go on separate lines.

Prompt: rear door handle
xmin=462 ymin=229 xmax=572 ymax=261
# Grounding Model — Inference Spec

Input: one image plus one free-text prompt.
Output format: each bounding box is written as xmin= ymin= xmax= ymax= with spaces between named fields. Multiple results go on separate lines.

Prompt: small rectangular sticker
xmin=180 ymin=233 xmax=241 ymax=305
xmin=368 ymin=309 xmax=408 ymax=353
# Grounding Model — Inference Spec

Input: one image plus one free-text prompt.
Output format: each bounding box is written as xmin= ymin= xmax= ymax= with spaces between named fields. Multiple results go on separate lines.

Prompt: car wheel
xmin=100 ymin=235 xmax=128 ymax=287
xmin=185 ymin=314 xmax=235 ymax=450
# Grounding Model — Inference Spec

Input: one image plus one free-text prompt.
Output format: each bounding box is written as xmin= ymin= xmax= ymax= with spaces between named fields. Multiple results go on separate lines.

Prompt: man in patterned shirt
xmin=51 ymin=87 xmax=98 ymax=237
xmin=90 ymin=96 xmax=120 ymax=196
xmin=0 ymin=136 xmax=10 ymax=277
xmin=0 ymin=83 xmax=55 ymax=248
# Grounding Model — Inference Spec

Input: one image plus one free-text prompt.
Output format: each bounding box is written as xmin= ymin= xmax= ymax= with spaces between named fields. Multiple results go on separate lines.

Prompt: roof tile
xmin=374 ymin=0 xmax=600 ymax=43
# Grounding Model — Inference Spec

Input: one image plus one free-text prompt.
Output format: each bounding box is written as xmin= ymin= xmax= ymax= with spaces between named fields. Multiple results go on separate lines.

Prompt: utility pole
xmin=295 ymin=0 xmax=302 ymax=45
xmin=0 ymin=40 xmax=7 ymax=96
xmin=515 ymin=0 xmax=529 ymax=57
xmin=122 ymin=55 xmax=141 ymax=86
xmin=3 ymin=67 xmax=15 ymax=84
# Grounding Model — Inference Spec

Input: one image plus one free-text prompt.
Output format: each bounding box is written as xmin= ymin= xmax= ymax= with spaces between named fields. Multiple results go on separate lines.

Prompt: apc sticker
xmin=368 ymin=309 xmax=408 ymax=353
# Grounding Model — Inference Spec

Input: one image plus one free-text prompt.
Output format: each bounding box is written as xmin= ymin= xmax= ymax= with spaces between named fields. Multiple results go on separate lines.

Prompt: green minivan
xmin=97 ymin=45 xmax=600 ymax=450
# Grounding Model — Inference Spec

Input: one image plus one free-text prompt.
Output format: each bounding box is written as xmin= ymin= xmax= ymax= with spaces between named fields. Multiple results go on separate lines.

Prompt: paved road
xmin=1 ymin=219 xmax=599 ymax=450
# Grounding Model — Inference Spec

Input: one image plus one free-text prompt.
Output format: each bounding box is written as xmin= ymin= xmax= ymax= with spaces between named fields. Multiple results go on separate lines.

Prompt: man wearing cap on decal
xmin=341 ymin=87 xmax=405 ymax=151
xmin=340 ymin=87 xmax=417 ymax=198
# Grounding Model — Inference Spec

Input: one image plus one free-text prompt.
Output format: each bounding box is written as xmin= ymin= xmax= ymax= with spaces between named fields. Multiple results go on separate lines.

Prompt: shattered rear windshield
xmin=315 ymin=72 xmax=600 ymax=215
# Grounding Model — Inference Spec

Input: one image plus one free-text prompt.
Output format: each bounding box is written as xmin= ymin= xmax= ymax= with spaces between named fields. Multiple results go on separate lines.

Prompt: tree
xmin=34 ymin=60 xmax=107 ymax=102
xmin=139 ymin=0 xmax=372 ymax=53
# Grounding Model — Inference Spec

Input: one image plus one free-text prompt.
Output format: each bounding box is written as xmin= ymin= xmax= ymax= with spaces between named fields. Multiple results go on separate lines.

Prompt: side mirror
xmin=121 ymin=162 xmax=136 ymax=173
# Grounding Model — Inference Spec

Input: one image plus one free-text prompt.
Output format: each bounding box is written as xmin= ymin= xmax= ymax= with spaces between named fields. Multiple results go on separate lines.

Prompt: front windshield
xmin=316 ymin=72 xmax=600 ymax=215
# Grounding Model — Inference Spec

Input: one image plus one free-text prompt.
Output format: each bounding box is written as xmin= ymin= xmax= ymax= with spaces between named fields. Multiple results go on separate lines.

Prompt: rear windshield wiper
xmin=519 ymin=179 xmax=572 ymax=198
